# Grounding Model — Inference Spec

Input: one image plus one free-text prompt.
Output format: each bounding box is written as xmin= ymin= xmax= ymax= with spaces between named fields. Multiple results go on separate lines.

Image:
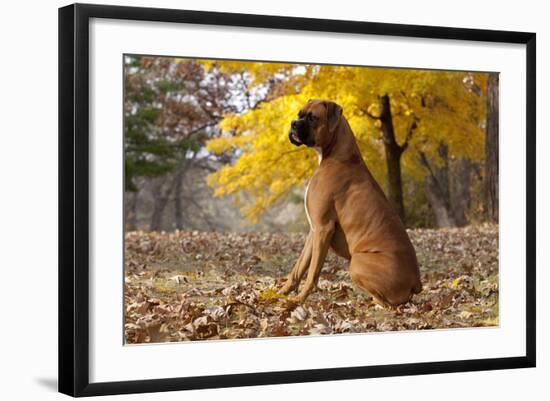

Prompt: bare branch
xmin=400 ymin=115 xmax=419 ymax=154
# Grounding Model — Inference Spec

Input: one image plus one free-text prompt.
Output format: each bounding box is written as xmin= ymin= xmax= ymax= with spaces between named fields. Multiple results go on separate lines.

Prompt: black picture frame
xmin=58 ymin=3 xmax=536 ymax=397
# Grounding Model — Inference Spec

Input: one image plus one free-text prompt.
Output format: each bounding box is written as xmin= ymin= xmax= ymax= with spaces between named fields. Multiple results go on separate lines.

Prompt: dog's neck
xmin=314 ymin=147 xmax=323 ymax=164
xmin=318 ymin=117 xmax=363 ymax=165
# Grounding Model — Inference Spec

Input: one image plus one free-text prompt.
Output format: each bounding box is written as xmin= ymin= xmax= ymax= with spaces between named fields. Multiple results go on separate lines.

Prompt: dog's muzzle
xmin=289 ymin=118 xmax=313 ymax=147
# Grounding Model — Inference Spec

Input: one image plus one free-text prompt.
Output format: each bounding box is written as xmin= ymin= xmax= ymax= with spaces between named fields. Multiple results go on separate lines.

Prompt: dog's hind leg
xmin=330 ymin=223 xmax=351 ymax=260
xmin=280 ymin=232 xmax=313 ymax=294
xmin=349 ymin=253 xmax=415 ymax=307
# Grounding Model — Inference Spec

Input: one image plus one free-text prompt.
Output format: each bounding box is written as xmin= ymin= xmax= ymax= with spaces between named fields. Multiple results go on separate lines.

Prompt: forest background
xmin=123 ymin=56 xmax=499 ymax=232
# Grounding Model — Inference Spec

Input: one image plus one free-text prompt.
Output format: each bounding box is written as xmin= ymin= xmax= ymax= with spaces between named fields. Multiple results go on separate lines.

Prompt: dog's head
xmin=289 ymin=100 xmax=343 ymax=148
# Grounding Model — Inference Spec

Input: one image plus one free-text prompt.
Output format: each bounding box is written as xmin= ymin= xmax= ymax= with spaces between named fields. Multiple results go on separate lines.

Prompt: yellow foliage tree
xmin=203 ymin=60 xmax=487 ymax=223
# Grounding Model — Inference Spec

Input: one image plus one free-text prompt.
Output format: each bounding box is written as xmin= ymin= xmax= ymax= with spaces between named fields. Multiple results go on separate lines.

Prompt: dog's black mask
xmin=289 ymin=118 xmax=315 ymax=147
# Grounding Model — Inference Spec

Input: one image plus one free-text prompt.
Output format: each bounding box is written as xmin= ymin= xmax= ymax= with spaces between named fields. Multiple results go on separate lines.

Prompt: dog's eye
xmin=308 ymin=114 xmax=317 ymax=122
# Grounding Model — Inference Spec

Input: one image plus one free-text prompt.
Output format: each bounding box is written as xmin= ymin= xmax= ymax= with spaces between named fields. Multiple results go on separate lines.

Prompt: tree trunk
xmin=125 ymin=191 xmax=138 ymax=231
xmin=174 ymin=167 xmax=185 ymax=230
xmin=419 ymin=148 xmax=456 ymax=228
xmin=485 ymin=72 xmax=499 ymax=222
xmin=150 ymin=177 xmax=173 ymax=231
xmin=424 ymin=175 xmax=457 ymax=228
xmin=451 ymin=158 xmax=472 ymax=226
xmin=379 ymin=94 xmax=405 ymax=222
xmin=150 ymin=195 xmax=168 ymax=232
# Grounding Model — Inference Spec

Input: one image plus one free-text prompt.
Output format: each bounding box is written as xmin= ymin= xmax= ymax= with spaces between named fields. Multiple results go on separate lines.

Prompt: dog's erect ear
xmin=325 ymin=101 xmax=342 ymax=133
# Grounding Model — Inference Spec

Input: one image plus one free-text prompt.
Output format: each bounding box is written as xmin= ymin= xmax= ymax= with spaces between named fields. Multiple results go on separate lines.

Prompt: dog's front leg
xmin=280 ymin=231 xmax=312 ymax=295
xmin=289 ymin=222 xmax=335 ymax=303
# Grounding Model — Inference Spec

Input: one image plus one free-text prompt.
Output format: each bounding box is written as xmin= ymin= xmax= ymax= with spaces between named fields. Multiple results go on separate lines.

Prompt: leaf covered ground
xmin=124 ymin=225 xmax=498 ymax=344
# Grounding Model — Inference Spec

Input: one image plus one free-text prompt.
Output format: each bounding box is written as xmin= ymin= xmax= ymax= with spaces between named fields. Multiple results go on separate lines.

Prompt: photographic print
xmin=123 ymin=55 xmax=499 ymax=344
xmin=59 ymin=5 xmax=535 ymax=395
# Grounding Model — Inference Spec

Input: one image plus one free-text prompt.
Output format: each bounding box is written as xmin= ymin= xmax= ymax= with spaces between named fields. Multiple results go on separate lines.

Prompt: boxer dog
xmin=280 ymin=99 xmax=422 ymax=307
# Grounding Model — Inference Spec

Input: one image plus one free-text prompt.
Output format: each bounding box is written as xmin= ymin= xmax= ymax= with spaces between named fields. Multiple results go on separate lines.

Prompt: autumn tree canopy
xmin=204 ymin=61 xmax=488 ymax=224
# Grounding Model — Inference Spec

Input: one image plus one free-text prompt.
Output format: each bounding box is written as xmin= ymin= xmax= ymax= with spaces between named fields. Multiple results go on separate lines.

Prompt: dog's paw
xmin=279 ymin=281 xmax=296 ymax=295
xmin=281 ymin=298 xmax=300 ymax=311
xmin=278 ymin=286 xmax=290 ymax=295
xmin=286 ymin=295 xmax=306 ymax=305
